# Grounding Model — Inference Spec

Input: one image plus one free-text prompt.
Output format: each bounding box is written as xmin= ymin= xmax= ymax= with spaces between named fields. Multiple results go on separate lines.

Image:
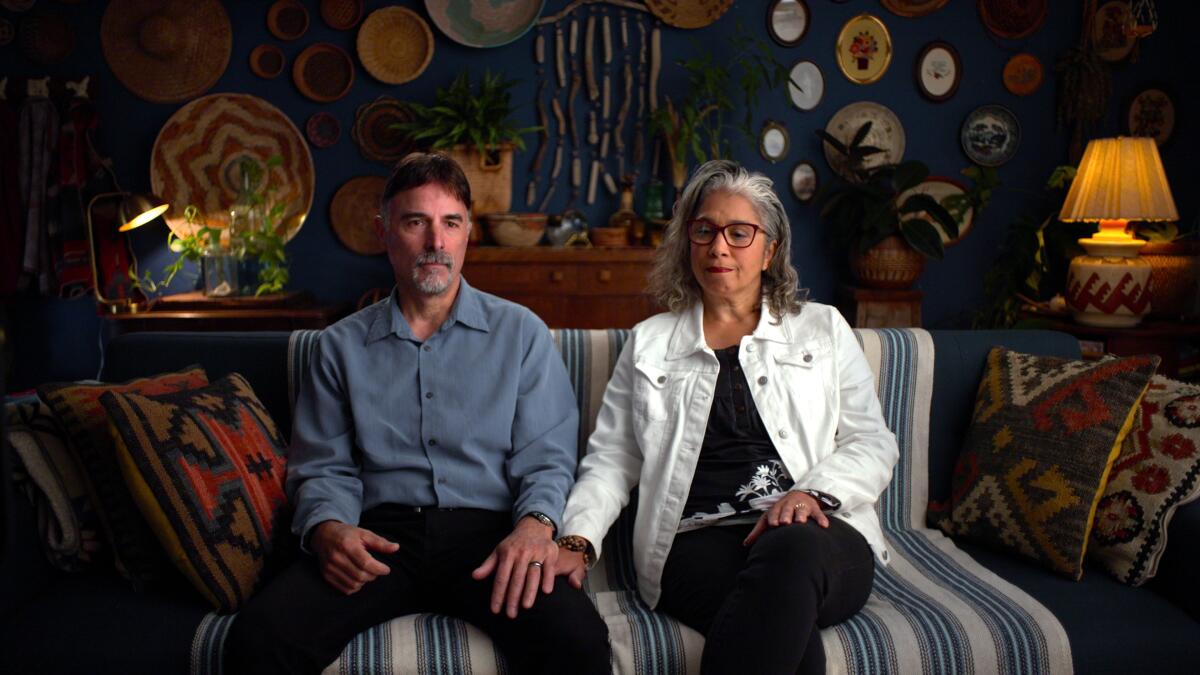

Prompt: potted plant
xmin=392 ymin=70 xmax=538 ymax=216
xmin=817 ymin=122 xmax=959 ymax=289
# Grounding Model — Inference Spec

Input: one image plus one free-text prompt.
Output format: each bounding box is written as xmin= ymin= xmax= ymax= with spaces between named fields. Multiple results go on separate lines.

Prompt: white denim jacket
xmin=562 ymin=301 xmax=899 ymax=608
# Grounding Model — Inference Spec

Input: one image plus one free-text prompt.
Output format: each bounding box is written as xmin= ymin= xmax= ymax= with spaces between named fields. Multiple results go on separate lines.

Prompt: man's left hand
xmin=471 ymin=516 xmax=558 ymax=618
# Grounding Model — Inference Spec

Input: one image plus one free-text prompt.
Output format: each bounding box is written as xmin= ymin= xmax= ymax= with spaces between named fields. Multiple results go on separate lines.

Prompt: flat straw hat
xmin=101 ymin=0 xmax=231 ymax=103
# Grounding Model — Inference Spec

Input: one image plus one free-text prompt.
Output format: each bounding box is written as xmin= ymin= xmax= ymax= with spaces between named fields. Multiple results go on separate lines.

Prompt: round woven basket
xmin=249 ymin=44 xmax=285 ymax=79
xmin=293 ymin=43 xmax=354 ymax=103
xmin=267 ymin=0 xmax=309 ymax=40
xmin=589 ymin=227 xmax=630 ymax=248
xmin=357 ymin=6 xmax=433 ymax=85
xmin=850 ymin=235 xmax=926 ymax=289
xmin=330 ymin=176 xmax=387 ymax=255
xmin=644 ymin=0 xmax=732 ymax=29
xmin=320 ymin=0 xmax=363 ymax=30
xmin=1141 ymin=241 xmax=1200 ymax=318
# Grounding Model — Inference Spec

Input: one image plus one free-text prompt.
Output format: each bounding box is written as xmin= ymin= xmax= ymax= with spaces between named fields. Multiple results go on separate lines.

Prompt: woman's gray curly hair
xmin=648 ymin=159 xmax=808 ymax=320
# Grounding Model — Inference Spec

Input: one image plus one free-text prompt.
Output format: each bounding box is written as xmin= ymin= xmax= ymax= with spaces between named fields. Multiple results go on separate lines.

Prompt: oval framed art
xmin=960 ymin=104 xmax=1021 ymax=167
xmin=836 ymin=13 xmax=892 ymax=85
xmin=1125 ymin=85 xmax=1176 ymax=147
xmin=791 ymin=161 xmax=818 ymax=203
xmin=760 ymin=121 xmax=790 ymax=164
xmin=767 ymin=0 xmax=810 ymax=47
xmin=915 ymin=41 xmax=961 ymax=102
xmin=787 ymin=60 xmax=824 ymax=111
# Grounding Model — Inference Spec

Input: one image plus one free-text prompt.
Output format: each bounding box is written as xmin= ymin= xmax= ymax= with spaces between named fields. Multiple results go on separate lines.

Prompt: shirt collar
xmin=365 ymin=277 xmax=490 ymax=343
xmin=664 ymin=297 xmax=791 ymax=360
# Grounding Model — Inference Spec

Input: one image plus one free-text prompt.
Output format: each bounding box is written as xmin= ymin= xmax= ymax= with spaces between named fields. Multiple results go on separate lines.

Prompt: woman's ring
xmin=528 ymin=561 xmax=544 ymax=569
xmin=794 ymin=502 xmax=807 ymax=511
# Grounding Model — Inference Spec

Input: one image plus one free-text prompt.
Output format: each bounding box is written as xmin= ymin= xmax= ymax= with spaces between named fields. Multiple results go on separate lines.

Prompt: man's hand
xmin=310 ymin=520 xmax=400 ymax=595
xmin=552 ymin=549 xmax=588 ymax=590
xmin=471 ymin=516 xmax=558 ymax=618
xmin=743 ymin=491 xmax=830 ymax=547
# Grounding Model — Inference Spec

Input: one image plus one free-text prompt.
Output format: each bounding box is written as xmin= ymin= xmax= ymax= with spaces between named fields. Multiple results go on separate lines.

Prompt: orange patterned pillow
xmin=102 ymin=373 xmax=291 ymax=612
xmin=38 ymin=367 xmax=209 ymax=585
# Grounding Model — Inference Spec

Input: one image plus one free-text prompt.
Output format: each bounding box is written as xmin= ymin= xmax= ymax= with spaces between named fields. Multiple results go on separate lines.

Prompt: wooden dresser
xmin=463 ymin=247 xmax=660 ymax=328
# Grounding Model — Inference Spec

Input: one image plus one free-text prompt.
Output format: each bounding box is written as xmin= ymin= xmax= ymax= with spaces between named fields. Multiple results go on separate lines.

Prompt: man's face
xmin=375 ymin=183 xmax=471 ymax=299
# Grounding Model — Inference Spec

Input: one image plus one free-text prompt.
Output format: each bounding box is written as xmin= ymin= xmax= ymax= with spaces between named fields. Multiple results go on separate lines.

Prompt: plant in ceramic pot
xmin=392 ymin=70 xmax=538 ymax=216
xmin=817 ymin=122 xmax=958 ymax=290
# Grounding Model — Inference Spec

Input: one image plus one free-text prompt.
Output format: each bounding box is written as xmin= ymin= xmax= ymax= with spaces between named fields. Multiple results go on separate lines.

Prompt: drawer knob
xmin=598 ymin=269 xmax=612 ymax=283
xmin=551 ymin=271 xmax=565 ymax=282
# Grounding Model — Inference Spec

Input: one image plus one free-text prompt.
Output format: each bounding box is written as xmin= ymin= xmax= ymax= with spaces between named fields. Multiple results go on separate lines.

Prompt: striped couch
xmin=4 ymin=328 xmax=1199 ymax=674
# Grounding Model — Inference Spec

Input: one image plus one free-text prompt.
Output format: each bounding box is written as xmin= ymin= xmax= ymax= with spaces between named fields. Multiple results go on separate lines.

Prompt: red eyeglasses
xmin=686 ymin=219 xmax=763 ymax=248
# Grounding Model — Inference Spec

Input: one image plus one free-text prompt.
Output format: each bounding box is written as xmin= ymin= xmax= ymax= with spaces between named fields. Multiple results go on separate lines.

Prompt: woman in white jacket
xmin=552 ymin=160 xmax=899 ymax=674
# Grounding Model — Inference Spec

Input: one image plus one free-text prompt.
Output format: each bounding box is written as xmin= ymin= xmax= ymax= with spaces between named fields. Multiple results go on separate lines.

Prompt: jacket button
xmin=882 ymin=550 xmax=890 ymax=561
xmin=746 ymin=344 xmax=756 ymax=352
xmin=757 ymin=376 xmax=767 ymax=385
xmin=803 ymin=353 xmax=813 ymax=363
xmin=779 ymin=429 xmax=789 ymax=439
xmin=657 ymin=375 xmax=666 ymax=384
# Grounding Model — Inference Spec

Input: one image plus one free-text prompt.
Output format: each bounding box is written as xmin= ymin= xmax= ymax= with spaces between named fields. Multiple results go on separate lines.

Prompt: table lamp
xmin=86 ymin=192 xmax=168 ymax=314
xmin=1059 ymin=137 xmax=1178 ymax=327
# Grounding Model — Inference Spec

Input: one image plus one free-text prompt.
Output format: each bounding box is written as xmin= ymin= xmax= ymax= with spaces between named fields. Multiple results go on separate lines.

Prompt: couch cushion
xmin=38 ymin=367 xmax=210 ymax=586
xmin=102 ymin=373 xmax=292 ymax=612
xmin=1090 ymin=375 xmax=1200 ymax=585
xmin=931 ymin=348 xmax=1159 ymax=579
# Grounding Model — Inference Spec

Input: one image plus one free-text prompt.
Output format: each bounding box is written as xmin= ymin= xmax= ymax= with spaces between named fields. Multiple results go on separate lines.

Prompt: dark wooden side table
xmin=104 ymin=290 xmax=352 ymax=333
xmin=1019 ymin=314 xmax=1200 ymax=381
xmin=836 ymin=285 xmax=923 ymax=328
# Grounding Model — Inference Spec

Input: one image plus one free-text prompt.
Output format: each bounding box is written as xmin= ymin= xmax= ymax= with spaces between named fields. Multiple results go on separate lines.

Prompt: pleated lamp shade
xmin=1060 ymin=136 xmax=1178 ymax=223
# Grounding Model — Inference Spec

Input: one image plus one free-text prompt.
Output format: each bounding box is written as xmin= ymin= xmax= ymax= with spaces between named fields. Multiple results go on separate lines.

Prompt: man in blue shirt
xmin=226 ymin=153 xmax=610 ymax=674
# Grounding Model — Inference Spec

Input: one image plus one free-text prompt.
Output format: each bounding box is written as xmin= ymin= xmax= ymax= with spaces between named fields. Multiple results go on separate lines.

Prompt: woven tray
xmin=249 ymin=44 xmax=285 ymax=79
xmin=320 ymin=0 xmax=363 ymax=30
xmin=330 ymin=176 xmax=387 ymax=255
xmin=644 ymin=0 xmax=732 ymax=29
xmin=357 ymin=6 xmax=433 ymax=84
xmin=293 ymin=42 xmax=354 ymax=103
xmin=351 ymin=96 xmax=415 ymax=164
xmin=267 ymin=0 xmax=309 ymax=40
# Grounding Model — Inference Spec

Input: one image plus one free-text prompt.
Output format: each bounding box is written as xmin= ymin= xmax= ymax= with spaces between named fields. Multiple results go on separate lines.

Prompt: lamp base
xmin=1065 ymin=253 xmax=1152 ymax=328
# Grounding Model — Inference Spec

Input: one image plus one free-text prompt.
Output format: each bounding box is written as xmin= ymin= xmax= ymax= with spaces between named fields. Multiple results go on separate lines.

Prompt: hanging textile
xmin=18 ymin=95 xmax=60 ymax=295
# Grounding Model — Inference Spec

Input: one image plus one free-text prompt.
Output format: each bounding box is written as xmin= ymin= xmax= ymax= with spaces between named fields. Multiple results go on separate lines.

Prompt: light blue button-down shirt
xmin=286 ymin=279 xmax=580 ymax=547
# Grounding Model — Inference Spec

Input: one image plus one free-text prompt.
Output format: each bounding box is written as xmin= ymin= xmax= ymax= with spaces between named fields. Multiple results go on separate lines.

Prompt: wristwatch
xmin=524 ymin=511 xmax=557 ymax=537
xmin=796 ymin=489 xmax=841 ymax=512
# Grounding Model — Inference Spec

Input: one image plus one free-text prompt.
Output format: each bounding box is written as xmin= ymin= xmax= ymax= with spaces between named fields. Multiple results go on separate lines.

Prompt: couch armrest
xmin=1148 ymin=499 xmax=1200 ymax=619
xmin=0 ymin=446 xmax=63 ymax=621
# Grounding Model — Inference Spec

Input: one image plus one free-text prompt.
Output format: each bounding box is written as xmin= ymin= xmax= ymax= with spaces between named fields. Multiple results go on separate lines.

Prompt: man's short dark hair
xmin=381 ymin=152 xmax=473 ymax=214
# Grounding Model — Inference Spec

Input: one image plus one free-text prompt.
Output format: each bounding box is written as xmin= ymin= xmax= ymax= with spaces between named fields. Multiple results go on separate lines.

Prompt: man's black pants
xmin=225 ymin=506 xmax=611 ymax=674
xmin=657 ymin=518 xmax=875 ymax=675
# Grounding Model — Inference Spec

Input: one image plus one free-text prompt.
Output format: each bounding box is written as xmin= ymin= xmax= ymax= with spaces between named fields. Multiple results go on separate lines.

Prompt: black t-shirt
xmin=680 ymin=344 xmax=794 ymax=529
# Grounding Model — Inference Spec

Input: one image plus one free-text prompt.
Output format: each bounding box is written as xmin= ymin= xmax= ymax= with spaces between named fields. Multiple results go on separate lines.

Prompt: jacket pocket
xmin=773 ymin=338 xmax=833 ymax=369
xmin=632 ymin=361 xmax=676 ymax=421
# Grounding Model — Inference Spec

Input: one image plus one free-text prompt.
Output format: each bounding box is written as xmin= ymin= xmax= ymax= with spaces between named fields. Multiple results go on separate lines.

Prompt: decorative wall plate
xmin=978 ymin=0 xmax=1047 ymax=39
xmin=352 ymin=96 xmax=416 ymax=163
xmin=882 ymin=0 xmax=949 ymax=17
xmin=767 ymin=0 xmax=810 ymax=47
xmin=915 ymin=41 xmax=961 ymax=102
xmin=292 ymin=42 xmax=354 ymax=103
xmin=357 ymin=6 xmax=434 ymax=84
xmin=306 ymin=111 xmax=341 ymax=148
xmin=150 ymin=93 xmax=314 ymax=242
xmin=1093 ymin=1 xmax=1137 ymax=62
xmin=1125 ymin=85 xmax=1176 ymax=147
xmin=960 ymin=104 xmax=1021 ymax=167
xmin=249 ymin=44 xmax=285 ymax=79
xmin=787 ymin=60 xmax=824 ymax=111
xmin=823 ymin=101 xmax=905 ymax=180
xmin=645 ymin=0 xmax=733 ymax=29
xmin=759 ymin=121 xmax=790 ymax=163
xmin=267 ymin=0 xmax=309 ymax=41
xmin=319 ymin=0 xmax=363 ymax=30
xmin=1002 ymin=53 xmax=1043 ymax=96
xmin=791 ymin=161 xmax=818 ymax=203
xmin=898 ymin=176 xmax=972 ymax=246
xmin=424 ymin=0 xmax=543 ymax=48
xmin=836 ymin=13 xmax=892 ymax=85
xmin=330 ymin=176 xmax=387 ymax=255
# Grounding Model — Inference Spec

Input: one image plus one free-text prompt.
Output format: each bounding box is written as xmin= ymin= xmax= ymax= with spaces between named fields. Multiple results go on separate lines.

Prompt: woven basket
xmin=1142 ymin=241 xmax=1200 ymax=318
xmin=443 ymin=144 xmax=513 ymax=217
xmin=850 ymin=235 xmax=926 ymax=290
xmin=357 ymin=6 xmax=433 ymax=85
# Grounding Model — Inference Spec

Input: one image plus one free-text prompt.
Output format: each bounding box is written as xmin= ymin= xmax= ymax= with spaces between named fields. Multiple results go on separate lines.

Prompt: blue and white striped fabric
xmin=190 ymin=327 xmax=1070 ymax=675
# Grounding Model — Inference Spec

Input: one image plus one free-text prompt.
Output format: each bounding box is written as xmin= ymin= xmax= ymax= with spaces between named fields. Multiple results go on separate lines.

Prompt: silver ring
xmin=528 ymin=561 xmax=544 ymax=569
xmin=794 ymin=502 xmax=808 ymax=511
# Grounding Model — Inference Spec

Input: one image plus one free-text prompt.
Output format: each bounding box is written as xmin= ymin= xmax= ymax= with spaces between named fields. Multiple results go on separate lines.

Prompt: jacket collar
xmin=664 ymin=298 xmax=792 ymax=360
xmin=365 ymin=278 xmax=489 ymax=343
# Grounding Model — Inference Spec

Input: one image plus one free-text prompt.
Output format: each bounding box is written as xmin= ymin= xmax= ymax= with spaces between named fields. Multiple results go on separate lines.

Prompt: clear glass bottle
xmin=608 ymin=181 xmax=645 ymax=245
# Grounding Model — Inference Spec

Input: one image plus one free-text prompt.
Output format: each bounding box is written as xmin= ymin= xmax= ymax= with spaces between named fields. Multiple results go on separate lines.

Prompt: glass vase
xmin=202 ymin=252 xmax=238 ymax=297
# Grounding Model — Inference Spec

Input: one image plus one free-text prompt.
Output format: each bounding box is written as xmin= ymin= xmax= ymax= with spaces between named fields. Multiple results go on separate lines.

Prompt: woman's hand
xmin=743 ymin=491 xmax=829 ymax=547
xmin=552 ymin=549 xmax=589 ymax=589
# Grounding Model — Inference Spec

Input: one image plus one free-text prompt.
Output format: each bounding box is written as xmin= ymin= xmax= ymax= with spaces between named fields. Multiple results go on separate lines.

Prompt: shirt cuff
xmin=793 ymin=488 xmax=842 ymax=512
xmin=515 ymin=503 xmax=562 ymax=538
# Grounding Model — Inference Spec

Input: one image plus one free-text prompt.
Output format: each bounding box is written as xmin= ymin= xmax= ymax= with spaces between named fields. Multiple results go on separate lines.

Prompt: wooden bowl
xmin=589 ymin=226 xmax=629 ymax=247
xmin=485 ymin=213 xmax=546 ymax=247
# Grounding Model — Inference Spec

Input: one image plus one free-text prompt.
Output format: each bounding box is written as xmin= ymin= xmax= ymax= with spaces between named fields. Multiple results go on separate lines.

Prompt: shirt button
xmin=428 ymin=438 xmax=437 ymax=446
xmin=779 ymin=429 xmax=789 ymax=439
xmin=423 ymin=345 xmax=432 ymax=352
xmin=757 ymin=376 xmax=767 ymax=385
xmin=438 ymin=478 xmax=448 ymax=485
xmin=746 ymin=344 xmax=756 ymax=352
xmin=803 ymin=353 xmax=813 ymax=363
xmin=425 ymin=392 xmax=433 ymax=399
xmin=657 ymin=375 xmax=666 ymax=384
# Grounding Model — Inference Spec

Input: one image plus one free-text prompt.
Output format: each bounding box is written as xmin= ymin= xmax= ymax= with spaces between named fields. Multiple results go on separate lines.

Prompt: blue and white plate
xmin=960 ymin=104 xmax=1021 ymax=167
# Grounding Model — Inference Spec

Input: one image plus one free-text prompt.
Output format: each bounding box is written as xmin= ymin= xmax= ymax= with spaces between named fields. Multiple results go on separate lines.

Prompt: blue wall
xmin=2 ymin=0 xmax=1193 ymax=390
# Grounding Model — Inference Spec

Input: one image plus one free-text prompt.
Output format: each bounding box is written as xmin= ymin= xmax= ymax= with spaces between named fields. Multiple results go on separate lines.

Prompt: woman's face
xmin=688 ymin=190 xmax=778 ymax=305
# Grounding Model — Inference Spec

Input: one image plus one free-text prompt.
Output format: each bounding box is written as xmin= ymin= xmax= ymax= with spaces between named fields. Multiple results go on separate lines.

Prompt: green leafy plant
xmin=817 ymin=122 xmax=958 ymax=260
xmin=393 ymin=70 xmax=538 ymax=157
xmin=651 ymin=25 xmax=794 ymax=186
xmin=129 ymin=156 xmax=290 ymax=297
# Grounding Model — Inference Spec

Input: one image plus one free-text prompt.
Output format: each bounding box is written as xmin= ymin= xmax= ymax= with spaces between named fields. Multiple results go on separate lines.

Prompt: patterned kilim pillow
xmin=929 ymin=347 xmax=1159 ymax=580
xmin=101 ymin=373 xmax=290 ymax=613
xmin=38 ymin=367 xmax=209 ymax=586
xmin=1089 ymin=375 xmax=1200 ymax=585
xmin=4 ymin=394 xmax=104 ymax=570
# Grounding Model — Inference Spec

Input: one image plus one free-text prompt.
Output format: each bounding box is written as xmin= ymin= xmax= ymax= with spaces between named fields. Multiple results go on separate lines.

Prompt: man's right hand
xmin=309 ymin=520 xmax=400 ymax=595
